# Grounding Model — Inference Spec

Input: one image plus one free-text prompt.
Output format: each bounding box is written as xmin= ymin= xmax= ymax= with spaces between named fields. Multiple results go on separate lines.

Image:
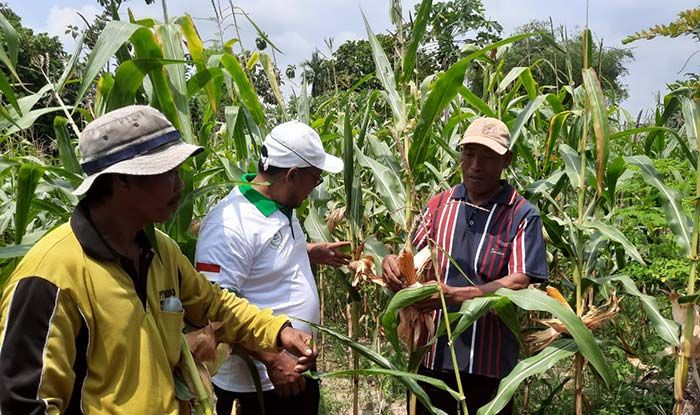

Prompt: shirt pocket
xmin=156 ymin=310 xmax=185 ymax=367
xmin=477 ymin=235 xmax=512 ymax=282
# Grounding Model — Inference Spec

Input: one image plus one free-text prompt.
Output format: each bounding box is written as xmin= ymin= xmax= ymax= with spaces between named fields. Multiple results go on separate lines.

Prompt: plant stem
xmin=161 ymin=0 xmax=169 ymax=23
xmin=674 ymin=98 xmax=700 ymax=415
xmin=436 ymin=281 xmax=469 ymax=415
xmin=181 ymin=336 xmax=214 ymax=415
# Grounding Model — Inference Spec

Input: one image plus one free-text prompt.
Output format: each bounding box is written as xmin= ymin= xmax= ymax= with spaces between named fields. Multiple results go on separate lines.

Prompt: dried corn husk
xmin=525 ymin=293 xmax=620 ymax=353
xmin=326 ymin=206 xmax=346 ymax=232
xmin=396 ymin=245 xmax=436 ymax=350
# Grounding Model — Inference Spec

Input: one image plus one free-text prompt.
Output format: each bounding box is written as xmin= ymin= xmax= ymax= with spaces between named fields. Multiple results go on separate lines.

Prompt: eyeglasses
xmin=301 ymin=168 xmax=324 ymax=187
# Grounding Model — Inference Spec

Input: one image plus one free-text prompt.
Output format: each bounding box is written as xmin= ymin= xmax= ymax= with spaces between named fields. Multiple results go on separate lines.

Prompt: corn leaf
xmin=362 ymin=12 xmax=404 ymax=130
xmin=304 ymin=205 xmax=332 ymax=243
xmin=355 ymin=144 xmax=406 ymax=228
xmin=305 ymin=320 xmax=448 ymax=415
xmin=495 ymin=287 xmax=613 ymax=387
xmin=594 ymin=275 xmax=680 ymax=346
xmin=0 ymin=11 xmax=18 ymax=67
xmin=308 ymin=367 xmax=459 ymax=401
xmin=76 ymin=21 xmax=143 ymax=107
xmin=625 ymin=155 xmax=692 ymax=256
xmin=458 ymin=86 xmax=496 ymax=117
xmin=0 ymin=244 xmax=32 ymax=259
xmin=381 ymin=284 xmax=439 ymax=353
xmin=402 ymin=0 xmax=432 ymax=83
xmin=53 ymin=117 xmax=81 ymax=176
xmin=582 ymin=68 xmax=609 ymax=196
xmin=579 ymin=220 xmax=644 ymax=264
xmin=157 ymin=23 xmax=194 ymax=143
xmin=220 ymin=54 xmax=266 ymax=128
xmin=14 ymin=163 xmax=45 ymax=244
xmin=477 ymin=339 xmax=578 ymax=415
xmin=510 ymin=95 xmax=546 ymax=148
xmin=411 ymin=34 xmax=534 ymax=168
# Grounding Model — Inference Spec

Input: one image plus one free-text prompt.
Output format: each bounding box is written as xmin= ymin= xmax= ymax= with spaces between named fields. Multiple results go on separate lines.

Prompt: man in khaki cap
xmin=382 ymin=117 xmax=547 ymax=414
xmin=0 ymin=105 xmax=316 ymax=414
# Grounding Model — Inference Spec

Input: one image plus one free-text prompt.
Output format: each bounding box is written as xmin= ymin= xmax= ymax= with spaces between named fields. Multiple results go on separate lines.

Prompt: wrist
xmin=276 ymin=321 xmax=293 ymax=348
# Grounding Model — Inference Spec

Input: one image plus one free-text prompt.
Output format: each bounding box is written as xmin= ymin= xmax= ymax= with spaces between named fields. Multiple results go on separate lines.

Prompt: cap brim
xmin=72 ymin=142 xmax=203 ymax=196
xmin=319 ymin=153 xmax=344 ymax=173
xmin=458 ymin=135 xmax=508 ymax=155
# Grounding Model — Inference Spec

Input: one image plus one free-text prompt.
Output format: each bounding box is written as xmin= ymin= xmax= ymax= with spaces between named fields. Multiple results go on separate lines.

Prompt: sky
xmin=4 ymin=0 xmax=699 ymax=116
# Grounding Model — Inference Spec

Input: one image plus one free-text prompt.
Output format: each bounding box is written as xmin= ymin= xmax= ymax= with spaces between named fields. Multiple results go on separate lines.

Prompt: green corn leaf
xmin=477 ymin=339 xmax=578 ymax=415
xmin=130 ymin=27 xmax=181 ymax=131
xmin=307 ymin=367 xmax=459 ymax=401
xmin=594 ymin=275 xmax=679 ymax=346
xmin=0 ymin=11 xmax=18 ymax=67
xmin=559 ymin=143 xmax=582 ymax=189
xmin=157 ymin=23 xmax=194 ymax=143
xmin=53 ymin=117 xmax=81 ymax=176
xmin=495 ymin=287 xmax=613 ymax=387
xmin=362 ymin=12 xmax=404 ymax=130
xmin=625 ymin=155 xmax=692 ymax=256
xmin=579 ymin=220 xmax=644 ymax=264
xmin=76 ymin=21 xmax=144 ymax=107
xmin=544 ymin=111 xmax=575 ymax=172
xmin=55 ymin=32 xmax=85 ymax=95
xmin=355 ymin=144 xmax=406 ymax=229
xmin=304 ymin=205 xmax=332 ymax=243
xmin=582 ymin=68 xmax=609 ymax=196
xmin=304 ymin=320 xmax=447 ymax=415
xmin=611 ymin=126 xmax=695 ymax=167
xmin=381 ymin=284 xmax=439 ymax=353
xmin=260 ymin=53 xmax=286 ymax=115
xmin=402 ymin=0 xmax=432 ymax=83
xmin=14 ymin=163 xmax=45 ymax=244
xmin=458 ymin=86 xmax=496 ymax=117
xmin=220 ymin=54 xmax=266 ymax=128
xmin=0 ymin=69 xmax=19 ymax=115
xmin=0 ymin=244 xmax=32 ymax=259
xmin=510 ymin=94 xmax=546 ymax=148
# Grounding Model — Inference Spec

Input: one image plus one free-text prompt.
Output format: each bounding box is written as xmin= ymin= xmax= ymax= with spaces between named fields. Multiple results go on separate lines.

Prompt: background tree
xmin=500 ymin=20 xmax=634 ymax=100
xmin=417 ymin=0 xmax=502 ymax=70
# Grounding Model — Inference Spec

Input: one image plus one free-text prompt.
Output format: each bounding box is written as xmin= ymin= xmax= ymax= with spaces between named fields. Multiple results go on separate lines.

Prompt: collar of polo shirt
xmin=239 ymin=173 xmax=293 ymax=219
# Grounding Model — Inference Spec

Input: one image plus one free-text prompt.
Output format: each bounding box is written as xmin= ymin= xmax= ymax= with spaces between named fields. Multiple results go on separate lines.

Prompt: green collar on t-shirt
xmin=239 ymin=173 xmax=293 ymax=220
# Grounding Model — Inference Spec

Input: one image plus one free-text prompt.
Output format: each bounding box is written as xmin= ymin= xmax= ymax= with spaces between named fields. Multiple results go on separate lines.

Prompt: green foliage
xmin=623 ymin=7 xmax=700 ymax=44
xmin=499 ymin=21 xmax=634 ymax=100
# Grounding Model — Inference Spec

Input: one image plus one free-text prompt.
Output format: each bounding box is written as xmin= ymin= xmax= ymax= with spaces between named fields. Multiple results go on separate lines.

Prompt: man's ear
xmin=285 ymin=167 xmax=299 ymax=183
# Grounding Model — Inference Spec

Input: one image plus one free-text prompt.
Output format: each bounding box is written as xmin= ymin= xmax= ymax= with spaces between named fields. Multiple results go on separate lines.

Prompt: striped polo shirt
xmin=413 ymin=181 xmax=547 ymax=379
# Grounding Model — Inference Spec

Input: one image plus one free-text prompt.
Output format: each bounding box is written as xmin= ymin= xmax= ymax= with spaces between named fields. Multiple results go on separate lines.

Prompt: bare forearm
xmin=448 ymin=273 xmax=532 ymax=303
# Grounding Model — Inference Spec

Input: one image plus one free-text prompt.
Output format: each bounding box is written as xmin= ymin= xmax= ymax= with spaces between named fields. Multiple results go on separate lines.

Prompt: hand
xmin=278 ymin=326 xmax=317 ymax=370
xmin=263 ymin=351 xmax=307 ymax=397
xmin=381 ymin=254 xmax=405 ymax=292
xmin=307 ymin=241 xmax=351 ymax=267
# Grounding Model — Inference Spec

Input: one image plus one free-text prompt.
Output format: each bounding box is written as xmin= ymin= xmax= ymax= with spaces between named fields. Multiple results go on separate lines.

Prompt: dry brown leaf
xmin=186 ymin=321 xmax=225 ymax=364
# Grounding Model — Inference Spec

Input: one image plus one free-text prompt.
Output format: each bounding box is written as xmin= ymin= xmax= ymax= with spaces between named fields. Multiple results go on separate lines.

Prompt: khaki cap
xmin=459 ymin=117 xmax=510 ymax=155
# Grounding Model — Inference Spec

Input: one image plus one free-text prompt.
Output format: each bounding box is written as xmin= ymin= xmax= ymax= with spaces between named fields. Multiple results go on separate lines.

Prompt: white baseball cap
xmin=260 ymin=120 xmax=343 ymax=173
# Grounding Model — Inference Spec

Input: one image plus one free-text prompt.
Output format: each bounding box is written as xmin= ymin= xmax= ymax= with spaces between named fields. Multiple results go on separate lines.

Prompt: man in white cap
xmin=382 ymin=117 xmax=547 ymax=415
xmin=0 ymin=106 xmax=316 ymax=414
xmin=195 ymin=120 xmax=350 ymax=414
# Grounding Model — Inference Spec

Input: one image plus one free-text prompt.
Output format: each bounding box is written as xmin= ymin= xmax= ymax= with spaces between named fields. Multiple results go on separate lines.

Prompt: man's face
xmin=282 ymin=166 xmax=323 ymax=208
xmin=123 ymin=167 xmax=185 ymax=223
xmin=460 ymin=143 xmax=511 ymax=199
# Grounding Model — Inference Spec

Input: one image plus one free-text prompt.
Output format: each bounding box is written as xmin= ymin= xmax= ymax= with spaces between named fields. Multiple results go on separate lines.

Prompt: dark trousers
xmin=213 ymin=379 xmax=320 ymax=415
xmin=414 ymin=366 xmax=513 ymax=415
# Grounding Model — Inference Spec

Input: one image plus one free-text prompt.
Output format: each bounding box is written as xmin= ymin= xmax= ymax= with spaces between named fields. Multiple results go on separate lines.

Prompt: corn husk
xmin=525 ymin=291 xmax=620 ymax=353
xmin=396 ymin=246 xmax=435 ymax=350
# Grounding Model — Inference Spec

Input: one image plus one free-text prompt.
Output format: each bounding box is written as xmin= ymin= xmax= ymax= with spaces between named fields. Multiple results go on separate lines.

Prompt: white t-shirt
xmin=194 ymin=181 xmax=320 ymax=393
